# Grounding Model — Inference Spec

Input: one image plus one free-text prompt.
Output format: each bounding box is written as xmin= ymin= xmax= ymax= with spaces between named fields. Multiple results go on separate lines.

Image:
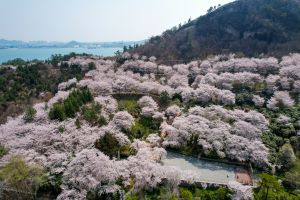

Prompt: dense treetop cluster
xmin=0 ymin=52 xmax=299 ymax=199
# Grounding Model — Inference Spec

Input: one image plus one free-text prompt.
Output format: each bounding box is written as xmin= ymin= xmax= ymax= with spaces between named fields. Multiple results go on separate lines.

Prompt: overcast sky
xmin=0 ymin=0 xmax=235 ymax=42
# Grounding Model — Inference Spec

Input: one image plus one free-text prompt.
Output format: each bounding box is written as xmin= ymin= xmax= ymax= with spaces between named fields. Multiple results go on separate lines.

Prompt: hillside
xmin=0 ymin=54 xmax=93 ymax=124
xmin=0 ymin=53 xmax=299 ymax=199
xmin=132 ymin=0 xmax=300 ymax=63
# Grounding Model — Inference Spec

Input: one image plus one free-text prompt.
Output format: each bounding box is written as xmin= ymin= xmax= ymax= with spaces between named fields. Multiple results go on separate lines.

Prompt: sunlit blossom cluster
xmin=2 ymin=52 xmax=300 ymax=198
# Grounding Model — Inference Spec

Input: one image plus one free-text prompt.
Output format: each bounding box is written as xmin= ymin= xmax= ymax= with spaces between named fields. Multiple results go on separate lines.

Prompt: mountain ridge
xmin=131 ymin=0 xmax=300 ymax=63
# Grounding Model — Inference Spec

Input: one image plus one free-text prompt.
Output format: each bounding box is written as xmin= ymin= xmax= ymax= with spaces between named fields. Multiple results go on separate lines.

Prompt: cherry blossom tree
xmin=161 ymin=105 xmax=269 ymax=167
xmin=58 ymin=78 xmax=77 ymax=91
xmin=4 ymin=53 xmax=297 ymax=198
xmin=149 ymin=56 xmax=157 ymax=62
xmin=47 ymin=91 xmax=70 ymax=107
xmin=121 ymin=60 xmax=158 ymax=74
xmin=111 ymin=111 xmax=134 ymax=130
xmin=94 ymin=96 xmax=118 ymax=116
xmin=138 ymin=96 xmax=159 ymax=117
xmin=276 ymin=115 xmax=291 ymax=124
xmin=280 ymin=53 xmax=300 ymax=67
xmin=165 ymin=105 xmax=181 ymax=118
xmin=146 ymin=134 xmax=162 ymax=147
xmin=168 ymin=74 xmax=189 ymax=88
xmin=199 ymin=60 xmax=212 ymax=74
xmin=228 ymin=181 xmax=253 ymax=200
xmin=122 ymin=52 xmax=131 ymax=59
xmin=231 ymin=121 xmax=262 ymax=140
xmin=78 ymin=80 xmax=112 ymax=95
xmin=252 ymin=95 xmax=265 ymax=107
xmin=267 ymin=91 xmax=295 ymax=110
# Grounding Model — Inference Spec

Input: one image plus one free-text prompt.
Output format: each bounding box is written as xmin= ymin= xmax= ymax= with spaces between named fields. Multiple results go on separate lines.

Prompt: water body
xmin=0 ymin=47 xmax=121 ymax=64
xmin=162 ymin=151 xmax=246 ymax=184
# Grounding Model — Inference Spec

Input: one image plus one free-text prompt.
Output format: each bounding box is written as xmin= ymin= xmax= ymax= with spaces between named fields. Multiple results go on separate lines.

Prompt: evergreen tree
xmin=279 ymin=143 xmax=296 ymax=170
xmin=159 ymin=91 xmax=171 ymax=107
xmin=49 ymin=104 xmax=66 ymax=121
xmin=75 ymin=118 xmax=81 ymax=129
xmin=95 ymin=132 xmax=120 ymax=158
xmin=23 ymin=106 xmax=37 ymax=122
xmin=255 ymin=173 xmax=285 ymax=200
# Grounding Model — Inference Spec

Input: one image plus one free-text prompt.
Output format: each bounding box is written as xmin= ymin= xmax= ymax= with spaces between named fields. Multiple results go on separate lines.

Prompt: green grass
xmin=125 ymin=116 xmax=162 ymax=141
xmin=125 ymin=194 xmax=139 ymax=200
xmin=116 ymin=95 xmax=162 ymax=141
xmin=118 ymin=99 xmax=140 ymax=118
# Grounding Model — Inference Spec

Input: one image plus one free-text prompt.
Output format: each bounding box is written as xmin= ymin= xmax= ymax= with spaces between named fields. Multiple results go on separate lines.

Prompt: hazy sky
xmin=0 ymin=0 xmax=235 ymax=42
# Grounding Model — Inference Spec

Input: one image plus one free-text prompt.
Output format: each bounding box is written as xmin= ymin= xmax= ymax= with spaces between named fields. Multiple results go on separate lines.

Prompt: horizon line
xmin=0 ymin=38 xmax=147 ymax=44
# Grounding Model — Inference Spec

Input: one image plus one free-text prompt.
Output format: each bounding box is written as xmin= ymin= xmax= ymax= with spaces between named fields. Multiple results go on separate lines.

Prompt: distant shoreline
xmin=0 ymin=47 xmax=121 ymax=64
xmin=0 ymin=46 xmax=123 ymax=50
xmin=0 ymin=39 xmax=146 ymax=50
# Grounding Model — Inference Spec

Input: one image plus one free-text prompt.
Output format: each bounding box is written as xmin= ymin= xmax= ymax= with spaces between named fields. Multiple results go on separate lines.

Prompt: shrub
xmin=125 ymin=116 xmax=162 ymax=140
xmin=159 ymin=91 xmax=171 ymax=107
xmin=82 ymin=104 xmax=99 ymax=125
xmin=269 ymin=122 xmax=296 ymax=138
xmin=58 ymin=126 xmax=65 ymax=133
xmin=127 ymin=121 xmax=150 ymax=140
xmin=23 ymin=106 xmax=37 ymax=122
xmin=95 ymin=132 xmax=120 ymax=158
xmin=194 ymin=187 xmax=232 ymax=200
xmin=159 ymin=187 xmax=178 ymax=200
xmin=49 ymin=103 xmax=66 ymax=121
xmin=0 ymin=156 xmax=47 ymax=200
xmin=236 ymin=92 xmax=254 ymax=106
xmin=82 ymin=103 xmax=107 ymax=127
xmin=172 ymin=93 xmax=183 ymax=103
xmin=279 ymin=143 xmax=296 ymax=170
xmin=139 ymin=116 xmax=162 ymax=130
xmin=125 ymin=194 xmax=139 ymax=200
xmin=261 ymin=132 xmax=284 ymax=163
xmin=88 ymin=62 xmax=96 ymax=70
xmin=75 ymin=118 xmax=81 ymax=129
xmin=120 ymin=144 xmax=134 ymax=158
xmin=282 ymin=158 xmax=300 ymax=193
xmin=283 ymin=171 xmax=300 ymax=192
xmin=179 ymin=188 xmax=193 ymax=200
xmin=38 ymin=173 xmax=63 ymax=197
xmin=87 ymin=190 xmax=120 ymax=200
xmin=97 ymin=116 xmax=107 ymax=126
xmin=0 ymin=144 xmax=8 ymax=158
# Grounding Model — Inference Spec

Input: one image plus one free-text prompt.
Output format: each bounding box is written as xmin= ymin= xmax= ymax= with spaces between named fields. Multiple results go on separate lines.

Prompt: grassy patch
xmin=125 ymin=116 xmax=162 ymax=141
xmin=118 ymin=98 xmax=140 ymax=118
xmin=115 ymin=94 xmax=163 ymax=140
